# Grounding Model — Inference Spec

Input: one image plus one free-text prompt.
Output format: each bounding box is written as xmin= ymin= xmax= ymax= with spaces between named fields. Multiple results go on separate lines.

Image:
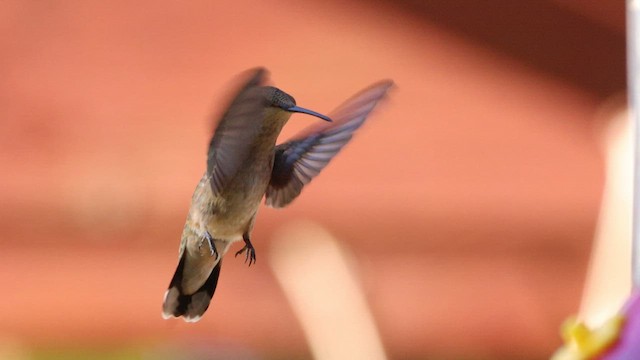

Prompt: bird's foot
xmin=235 ymin=245 xmax=256 ymax=266
xmin=235 ymin=236 xmax=256 ymax=266
xmin=199 ymin=231 xmax=219 ymax=259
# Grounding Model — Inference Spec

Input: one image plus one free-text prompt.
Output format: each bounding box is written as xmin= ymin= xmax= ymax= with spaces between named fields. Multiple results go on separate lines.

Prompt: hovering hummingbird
xmin=162 ymin=68 xmax=392 ymax=322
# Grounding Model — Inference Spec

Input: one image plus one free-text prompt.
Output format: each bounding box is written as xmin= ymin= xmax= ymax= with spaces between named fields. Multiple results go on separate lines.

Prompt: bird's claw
xmin=235 ymin=245 xmax=256 ymax=266
xmin=199 ymin=231 xmax=219 ymax=259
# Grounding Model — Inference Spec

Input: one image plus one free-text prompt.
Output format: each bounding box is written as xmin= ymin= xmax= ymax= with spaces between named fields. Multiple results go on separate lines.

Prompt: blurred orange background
xmin=0 ymin=1 xmax=626 ymax=359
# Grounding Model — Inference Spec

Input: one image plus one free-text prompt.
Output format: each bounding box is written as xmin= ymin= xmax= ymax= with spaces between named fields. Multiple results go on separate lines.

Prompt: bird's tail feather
xmin=162 ymin=251 xmax=222 ymax=322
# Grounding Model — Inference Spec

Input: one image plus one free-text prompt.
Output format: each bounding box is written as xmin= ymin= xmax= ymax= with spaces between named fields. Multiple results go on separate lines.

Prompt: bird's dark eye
xmin=272 ymin=89 xmax=296 ymax=109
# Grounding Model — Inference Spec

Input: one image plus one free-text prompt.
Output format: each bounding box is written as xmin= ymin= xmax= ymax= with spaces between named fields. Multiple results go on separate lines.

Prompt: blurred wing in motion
xmin=207 ymin=68 xmax=269 ymax=196
xmin=265 ymin=80 xmax=393 ymax=208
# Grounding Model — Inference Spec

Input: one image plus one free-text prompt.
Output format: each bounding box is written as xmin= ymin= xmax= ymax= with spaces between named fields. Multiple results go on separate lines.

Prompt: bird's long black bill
xmin=287 ymin=106 xmax=332 ymax=122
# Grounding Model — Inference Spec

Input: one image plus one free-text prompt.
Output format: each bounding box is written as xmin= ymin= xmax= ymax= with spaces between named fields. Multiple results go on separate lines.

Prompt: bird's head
xmin=262 ymin=86 xmax=332 ymax=123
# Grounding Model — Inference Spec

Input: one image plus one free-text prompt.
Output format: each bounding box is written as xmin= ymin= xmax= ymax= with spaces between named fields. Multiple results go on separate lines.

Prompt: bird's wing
xmin=207 ymin=68 xmax=268 ymax=197
xmin=265 ymin=80 xmax=393 ymax=208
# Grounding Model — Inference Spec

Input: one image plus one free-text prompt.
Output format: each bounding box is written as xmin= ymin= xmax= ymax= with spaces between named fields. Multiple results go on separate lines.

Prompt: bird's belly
xmin=207 ymin=212 xmax=255 ymax=240
xmin=209 ymin=172 xmax=268 ymax=235
xmin=188 ymin=163 xmax=271 ymax=241
xmin=204 ymin=193 xmax=263 ymax=241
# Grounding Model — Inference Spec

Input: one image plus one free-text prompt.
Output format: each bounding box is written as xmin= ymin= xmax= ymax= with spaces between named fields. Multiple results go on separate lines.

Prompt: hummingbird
xmin=162 ymin=68 xmax=392 ymax=322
